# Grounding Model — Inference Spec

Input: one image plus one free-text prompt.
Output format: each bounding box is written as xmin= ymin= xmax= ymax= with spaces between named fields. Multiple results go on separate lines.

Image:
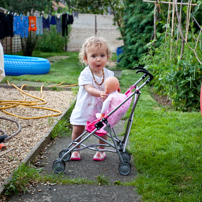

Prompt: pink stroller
xmin=52 ymin=67 xmax=153 ymax=175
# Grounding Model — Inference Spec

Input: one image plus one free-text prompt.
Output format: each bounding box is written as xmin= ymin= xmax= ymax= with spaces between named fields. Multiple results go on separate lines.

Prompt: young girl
xmin=70 ymin=36 xmax=114 ymax=161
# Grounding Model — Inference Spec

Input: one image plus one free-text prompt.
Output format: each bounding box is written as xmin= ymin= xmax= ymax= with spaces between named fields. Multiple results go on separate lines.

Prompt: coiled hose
xmin=0 ymin=83 xmax=62 ymax=119
xmin=0 ymin=116 xmax=21 ymax=142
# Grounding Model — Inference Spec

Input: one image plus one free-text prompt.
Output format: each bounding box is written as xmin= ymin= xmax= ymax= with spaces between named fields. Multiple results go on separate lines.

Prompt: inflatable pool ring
xmin=4 ymin=55 xmax=50 ymax=76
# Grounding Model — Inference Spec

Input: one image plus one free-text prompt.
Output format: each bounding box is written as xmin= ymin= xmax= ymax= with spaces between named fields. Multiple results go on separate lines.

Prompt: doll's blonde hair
xmin=79 ymin=36 xmax=112 ymax=65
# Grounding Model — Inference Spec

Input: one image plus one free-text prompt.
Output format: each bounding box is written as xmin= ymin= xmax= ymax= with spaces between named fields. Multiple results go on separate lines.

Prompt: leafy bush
xmin=140 ymin=37 xmax=202 ymax=111
xmin=118 ymin=0 xmax=163 ymax=69
xmin=35 ymin=25 xmax=70 ymax=52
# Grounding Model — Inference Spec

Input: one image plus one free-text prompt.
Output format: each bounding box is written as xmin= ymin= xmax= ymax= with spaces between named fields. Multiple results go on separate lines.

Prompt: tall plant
xmin=118 ymin=0 xmax=157 ymax=69
xmin=35 ymin=26 xmax=69 ymax=52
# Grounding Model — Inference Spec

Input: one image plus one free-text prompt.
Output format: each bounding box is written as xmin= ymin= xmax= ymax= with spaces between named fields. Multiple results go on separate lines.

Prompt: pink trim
xmin=86 ymin=120 xmax=107 ymax=136
xmin=93 ymin=153 xmax=106 ymax=161
xmin=70 ymin=157 xmax=81 ymax=161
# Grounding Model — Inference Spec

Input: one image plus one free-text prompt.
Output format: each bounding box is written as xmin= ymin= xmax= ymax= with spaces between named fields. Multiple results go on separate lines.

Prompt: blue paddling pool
xmin=4 ymin=55 xmax=50 ymax=76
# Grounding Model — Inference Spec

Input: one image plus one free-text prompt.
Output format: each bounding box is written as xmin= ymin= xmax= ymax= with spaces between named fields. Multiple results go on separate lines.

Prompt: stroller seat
xmin=86 ymin=87 xmax=134 ymax=136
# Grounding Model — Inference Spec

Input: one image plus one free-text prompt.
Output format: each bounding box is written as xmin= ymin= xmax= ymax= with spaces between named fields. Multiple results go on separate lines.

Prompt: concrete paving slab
xmin=8 ymin=184 xmax=141 ymax=202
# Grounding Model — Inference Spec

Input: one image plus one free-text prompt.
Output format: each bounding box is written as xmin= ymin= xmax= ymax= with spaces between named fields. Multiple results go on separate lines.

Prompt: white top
xmin=70 ymin=66 xmax=114 ymax=125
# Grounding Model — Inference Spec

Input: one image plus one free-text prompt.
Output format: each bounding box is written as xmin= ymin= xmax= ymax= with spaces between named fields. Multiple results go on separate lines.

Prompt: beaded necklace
xmin=90 ymin=67 xmax=105 ymax=86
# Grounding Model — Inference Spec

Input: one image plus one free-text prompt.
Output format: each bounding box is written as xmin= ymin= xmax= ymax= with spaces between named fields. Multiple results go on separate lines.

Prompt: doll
xmin=96 ymin=77 xmax=130 ymax=128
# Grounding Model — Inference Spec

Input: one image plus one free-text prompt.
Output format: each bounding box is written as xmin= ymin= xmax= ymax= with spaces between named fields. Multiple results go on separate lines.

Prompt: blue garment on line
xmin=13 ymin=16 xmax=21 ymax=35
xmin=50 ymin=15 xmax=56 ymax=25
xmin=21 ymin=16 xmax=29 ymax=38
xmin=43 ymin=17 xmax=50 ymax=29
xmin=13 ymin=15 xmax=28 ymax=38
xmin=36 ymin=16 xmax=43 ymax=35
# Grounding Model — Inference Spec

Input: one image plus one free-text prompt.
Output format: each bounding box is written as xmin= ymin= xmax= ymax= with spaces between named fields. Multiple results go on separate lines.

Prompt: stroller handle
xmin=133 ymin=66 xmax=153 ymax=83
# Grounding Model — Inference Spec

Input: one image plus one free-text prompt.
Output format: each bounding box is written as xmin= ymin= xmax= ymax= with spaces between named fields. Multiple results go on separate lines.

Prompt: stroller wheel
xmin=52 ymin=158 xmax=66 ymax=174
xmin=118 ymin=162 xmax=131 ymax=176
xmin=121 ymin=151 xmax=131 ymax=163
xmin=59 ymin=149 xmax=71 ymax=162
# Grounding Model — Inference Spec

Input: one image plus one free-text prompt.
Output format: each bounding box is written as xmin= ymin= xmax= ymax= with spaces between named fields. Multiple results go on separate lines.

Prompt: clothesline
xmin=0 ymin=12 xmax=74 ymax=40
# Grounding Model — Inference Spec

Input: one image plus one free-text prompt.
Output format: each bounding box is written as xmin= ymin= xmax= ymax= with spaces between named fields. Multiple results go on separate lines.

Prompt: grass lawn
xmin=3 ymin=51 xmax=202 ymax=201
xmin=2 ymin=51 xmax=81 ymax=85
xmin=2 ymin=51 xmax=118 ymax=85
xmin=121 ymin=70 xmax=202 ymax=202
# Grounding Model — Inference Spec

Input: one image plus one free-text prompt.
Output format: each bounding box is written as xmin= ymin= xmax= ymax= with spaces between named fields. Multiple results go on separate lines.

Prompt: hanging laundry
xmin=0 ymin=13 xmax=6 ymax=39
xmin=36 ymin=16 xmax=43 ymax=35
xmin=43 ymin=16 xmax=50 ymax=29
xmin=73 ymin=11 xmax=79 ymax=19
xmin=62 ymin=13 xmax=68 ymax=37
xmin=50 ymin=15 xmax=56 ymax=25
xmin=28 ymin=16 xmax=37 ymax=32
xmin=67 ymin=14 xmax=74 ymax=25
xmin=56 ymin=15 xmax=62 ymax=33
xmin=0 ymin=13 xmax=13 ymax=39
xmin=13 ymin=15 xmax=22 ymax=36
xmin=5 ymin=14 xmax=14 ymax=37
xmin=21 ymin=16 xmax=29 ymax=38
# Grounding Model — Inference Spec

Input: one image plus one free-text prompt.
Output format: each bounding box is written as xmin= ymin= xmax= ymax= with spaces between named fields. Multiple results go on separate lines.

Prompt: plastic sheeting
xmin=0 ymin=42 xmax=5 ymax=82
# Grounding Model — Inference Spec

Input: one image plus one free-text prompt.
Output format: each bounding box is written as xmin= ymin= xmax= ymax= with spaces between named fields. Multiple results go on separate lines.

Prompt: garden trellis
xmin=143 ymin=0 xmax=202 ymax=64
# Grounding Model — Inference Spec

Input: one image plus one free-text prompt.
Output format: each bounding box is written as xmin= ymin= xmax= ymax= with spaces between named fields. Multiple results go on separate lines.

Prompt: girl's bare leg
xmin=98 ymin=135 xmax=107 ymax=150
xmin=71 ymin=125 xmax=85 ymax=160
xmin=72 ymin=125 xmax=85 ymax=148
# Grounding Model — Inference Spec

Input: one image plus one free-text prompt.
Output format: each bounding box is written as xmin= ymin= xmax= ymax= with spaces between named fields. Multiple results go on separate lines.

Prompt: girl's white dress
xmin=70 ymin=66 xmax=114 ymax=125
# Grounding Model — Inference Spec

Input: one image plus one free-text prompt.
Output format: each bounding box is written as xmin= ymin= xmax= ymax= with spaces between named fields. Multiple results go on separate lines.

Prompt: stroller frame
xmin=52 ymin=67 xmax=153 ymax=176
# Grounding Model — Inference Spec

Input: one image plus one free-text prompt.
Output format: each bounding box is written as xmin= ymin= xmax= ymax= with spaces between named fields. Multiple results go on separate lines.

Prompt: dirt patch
xmin=150 ymin=88 xmax=172 ymax=108
xmin=47 ymin=56 xmax=69 ymax=64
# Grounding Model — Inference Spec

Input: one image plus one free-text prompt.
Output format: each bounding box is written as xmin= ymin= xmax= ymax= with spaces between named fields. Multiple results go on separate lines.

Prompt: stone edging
xmin=0 ymin=97 xmax=76 ymax=197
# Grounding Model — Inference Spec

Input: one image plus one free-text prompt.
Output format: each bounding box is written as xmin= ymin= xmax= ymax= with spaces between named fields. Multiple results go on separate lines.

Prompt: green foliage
xmin=120 ymin=70 xmax=202 ymax=201
xmin=118 ymin=1 xmax=156 ymax=69
xmin=4 ymin=163 xmax=94 ymax=196
xmin=4 ymin=163 xmax=41 ymax=196
xmin=96 ymin=175 xmax=110 ymax=185
xmin=35 ymin=26 xmax=69 ymax=52
xmin=1 ymin=0 xmax=58 ymax=14
xmin=140 ymin=36 xmax=202 ymax=111
xmin=51 ymin=101 xmax=75 ymax=139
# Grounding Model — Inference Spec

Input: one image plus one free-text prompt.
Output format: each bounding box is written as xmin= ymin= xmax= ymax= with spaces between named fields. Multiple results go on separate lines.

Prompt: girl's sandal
xmin=93 ymin=151 xmax=106 ymax=161
xmin=70 ymin=151 xmax=81 ymax=161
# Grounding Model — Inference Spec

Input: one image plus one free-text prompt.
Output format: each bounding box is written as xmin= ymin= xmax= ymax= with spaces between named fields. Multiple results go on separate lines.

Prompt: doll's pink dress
xmin=100 ymin=90 xmax=131 ymax=128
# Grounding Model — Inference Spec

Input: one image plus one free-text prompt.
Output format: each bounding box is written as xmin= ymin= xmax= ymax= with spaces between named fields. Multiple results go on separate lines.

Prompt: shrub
xmin=35 ymin=25 xmax=70 ymax=52
xmin=140 ymin=36 xmax=202 ymax=111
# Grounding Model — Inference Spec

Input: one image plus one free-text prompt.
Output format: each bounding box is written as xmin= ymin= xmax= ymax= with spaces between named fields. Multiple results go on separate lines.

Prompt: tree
xmin=1 ymin=0 xmax=55 ymax=15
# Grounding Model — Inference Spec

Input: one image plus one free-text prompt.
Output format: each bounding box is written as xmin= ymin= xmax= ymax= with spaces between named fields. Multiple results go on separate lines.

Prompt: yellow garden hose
xmin=0 ymin=82 xmax=62 ymax=119
xmin=48 ymin=82 xmax=78 ymax=88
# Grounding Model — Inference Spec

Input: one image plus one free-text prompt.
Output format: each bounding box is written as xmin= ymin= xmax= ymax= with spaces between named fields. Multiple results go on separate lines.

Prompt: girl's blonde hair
xmin=79 ymin=36 xmax=112 ymax=65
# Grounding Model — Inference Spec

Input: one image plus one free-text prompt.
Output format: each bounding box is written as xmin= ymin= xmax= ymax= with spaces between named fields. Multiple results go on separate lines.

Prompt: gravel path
xmin=0 ymin=86 xmax=75 ymax=186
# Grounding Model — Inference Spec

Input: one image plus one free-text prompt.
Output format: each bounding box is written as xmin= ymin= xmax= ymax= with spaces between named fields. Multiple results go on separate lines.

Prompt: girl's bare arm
xmin=84 ymin=84 xmax=108 ymax=101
